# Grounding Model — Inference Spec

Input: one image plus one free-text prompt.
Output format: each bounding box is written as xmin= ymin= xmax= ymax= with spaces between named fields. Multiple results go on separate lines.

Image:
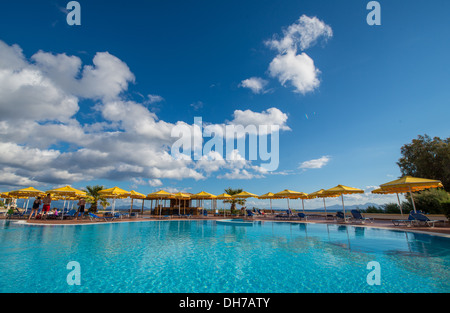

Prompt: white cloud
xmin=190 ymin=101 xmax=204 ymax=110
xmin=299 ymin=156 xmax=331 ymax=169
xmin=146 ymin=94 xmax=164 ymax=104
xmin=230 ymin=107 xmax=291 ymax=134
xmin=0 ymin=40 xmax=291 ymax=187
xmin=265 ymin=15 xmax=333 ymax=53
xmin=239 ymin=77 xmax=268 ymax=94
xmin=148 ymin=179 xmax=163 ymax=187
xmin=268 ymin=50 xmax=320 ymax=95
xmin=265 ymin=15 xmax=332 ymax=94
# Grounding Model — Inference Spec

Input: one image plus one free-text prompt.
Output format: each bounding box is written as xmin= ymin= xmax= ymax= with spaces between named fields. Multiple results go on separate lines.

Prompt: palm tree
xmin=83 ymin=185 xmax=105 ymax=213
xmin=223 ymin=188 xmax=246 ymax=215
xmin=99 ymin=199 xmax=111 ymax=211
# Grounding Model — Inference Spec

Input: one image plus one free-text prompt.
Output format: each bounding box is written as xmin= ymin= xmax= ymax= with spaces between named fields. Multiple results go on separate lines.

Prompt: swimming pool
xmin=0 ymin=220 xmax=449 ymax=293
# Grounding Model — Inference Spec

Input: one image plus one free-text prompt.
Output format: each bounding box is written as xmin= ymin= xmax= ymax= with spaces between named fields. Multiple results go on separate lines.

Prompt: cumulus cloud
xmin=239 ymin=77 xmax=268 ymax=94
xmin=265 ymin=15 xmax=333 ymax=53
xmin=0 ymin=40 xmax=289 ymax=188
xmin=265 ymin=15 xmax=332 ymax=94
xmin=299 ymin=156 xmax=331 ymax=169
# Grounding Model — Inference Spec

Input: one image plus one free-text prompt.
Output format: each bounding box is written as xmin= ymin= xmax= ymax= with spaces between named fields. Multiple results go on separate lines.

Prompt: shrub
xmin=441 ymin=201 xmax=450 ymax=221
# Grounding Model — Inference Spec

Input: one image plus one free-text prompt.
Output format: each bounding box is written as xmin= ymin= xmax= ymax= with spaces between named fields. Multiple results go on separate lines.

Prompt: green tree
xmin=381 ymin=203 xmax=401 ymax=214
xmin=223 ymin=188 xmax=246 ymax=215
xmin=397 ymin=134 xmax=450 ymax=191
xmin=364 ymin=205 xmax=383 ymax=213
xmin=402 ymin=188 xmax=450 ymax=214
xmin=83 ymin=185 xmax=105 ymax=213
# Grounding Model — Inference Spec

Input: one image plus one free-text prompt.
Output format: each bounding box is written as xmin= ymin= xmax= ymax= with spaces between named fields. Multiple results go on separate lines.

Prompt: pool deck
xmin=3 ymin=213 xmax=450 ymax=237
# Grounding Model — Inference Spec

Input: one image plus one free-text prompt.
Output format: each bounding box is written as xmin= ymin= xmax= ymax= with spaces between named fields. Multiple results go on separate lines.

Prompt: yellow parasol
xmin=232 ymin=191 xmax=258 ymax=198
xmin=308 ymin=189 xmax=340 ymax=219
xmin=192 ymin=191 xmax=217 ymax=214
xmin=147 ymin=190 xmax=175 ymax=217
xmin=98 ymin=187 xmax=131 ymax=214
xmin=258 ymin=192 xmax=279 ymax=213
xmin=377 ymin=176 xmax=443 ymax=213
xmin=216 ymin=193 xmax=232 ymax=216
xmin=9 ymin=187 xmax=45 ymax=198
xmin=8 ymin=187 xmax=46 ymax=210
xmin=324 ymin=185 xmax=364 ymax=220
xmin=371 ymin=188 xmax=406 ymax=216
xmin=274 ymin=189 xmax=308 ymax=212
xmin=129 ymin=190 xmax=146 ymax=215
xmin=173 ymin=192 xmax=191 ymax=215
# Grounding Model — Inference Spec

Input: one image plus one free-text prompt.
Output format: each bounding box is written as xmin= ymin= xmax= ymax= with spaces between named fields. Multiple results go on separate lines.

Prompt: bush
xmin=441 ymin=201 xmax=450 ymax=221
xmin=404 ymin=189 xmax=450 ymax=214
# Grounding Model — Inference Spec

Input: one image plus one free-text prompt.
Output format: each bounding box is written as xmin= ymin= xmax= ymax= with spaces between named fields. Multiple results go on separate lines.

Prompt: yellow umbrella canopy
xmin=9 ymin=187 xmax=45 ymax=198
xmin=379 ymin=176 xmax=443 ymax=191
xmin=308 ymin=189 xmax=339 ymax=217
xmin=147 ymin=190 xmax=175 ymax=199
xmin=274 ymin=189 xmax=306 ymax=198
xmin=324 ymin=185 xmax=364 ymax=218
xmin=258 ymin=192 xmax=278 ymax=199
xmin=372 ymin=188 xmax=406 ymax=216
xmin=172 ymin=192 xmax=191 ymax=215
xmin=324 ymin=185 xmax=364 ymax=195
xmin=274 ymin=189 xmax=308 ymax=212
xmin=129 ymin=190 xmax=146 ymax=199
xmin=98 ymin=187 xmax=131 ymax=213
xmin=147 ymin=190 xmax=175 ymax=217
xmin=128 ymin=190 xmax=146 ymax=214
xmin=192 ymin=191 xmax=216 ymax=212
xmin=258 ymin=192 xmax=280 ymax=212
xmin=232 ymin=191 xmax=258 ymax=198
xmin=377 ymin=176 xmax=443 ymax=213
xmin=192 ymin=191 xmax=216 ymax=199
xmin=216 ymin=193 xmax=232 ymax=200
xmin=46 ymin=186 xmax=87 ymax=198
xmin=98 ymin=187 xmax=130 ymax=198
xmin=215 ymin=193 xmax=232 ymax=216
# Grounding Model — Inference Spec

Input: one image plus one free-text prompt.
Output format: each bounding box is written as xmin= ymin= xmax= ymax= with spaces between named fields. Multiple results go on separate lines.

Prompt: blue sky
xmin=0 ymin=0 xmax=449 ymax=209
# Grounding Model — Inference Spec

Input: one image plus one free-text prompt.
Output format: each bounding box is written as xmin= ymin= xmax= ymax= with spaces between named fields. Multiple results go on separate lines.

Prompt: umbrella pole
xmin=141 ymin=199 xmax=144 ymax=215
xmin=130 ymin=198 xmax=134 ymax=215
xmin=408 ymin=186 xmax=417 ymax=213
xmin=341 ymin=195 xmax=347 ymax=221
xmin=302 ymin=199 xmax=305 ymax=213
xmin=396 ymin=193 xmax=404 ymax=216
xmin=323 ymin=198 xmax=328 ymax=219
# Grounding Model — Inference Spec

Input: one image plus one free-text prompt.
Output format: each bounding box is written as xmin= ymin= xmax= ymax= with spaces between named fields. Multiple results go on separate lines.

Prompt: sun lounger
xmin=392 ymin=213 xmax=415 ymax=227
xmin=350 ymin=210 xmax=374 ymax=224
xmin=7 ymin=208 xmax=30 ymax=219
xmin=89 ymin=212 xmax=116 ymax=222
xmin=246 ymin=210 xmax=255 ymax=218
xmin=335 ymin=211 xmax=351 ymax=223
xmin=297 ymin=213 xmax=308 ymax=221
xmin=275 ymin=210 xmax=290 ymax=220
xmin=409 ymin=212 xmax=444 ymax=228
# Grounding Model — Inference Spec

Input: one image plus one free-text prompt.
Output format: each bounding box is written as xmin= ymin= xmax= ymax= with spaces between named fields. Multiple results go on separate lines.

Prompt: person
xmin=75 ymin=197 xmax=86 ymax=220
xmin=41 ymin=194 xmax=52 ymax=219
xmin=29 ymin=196 xmax=41 ymax=220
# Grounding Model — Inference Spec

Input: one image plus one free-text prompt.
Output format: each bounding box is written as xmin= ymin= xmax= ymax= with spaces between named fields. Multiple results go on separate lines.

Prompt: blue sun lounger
xmin=409 ymin=212 xmax=444 ymax=228
xmin=350 ymin=210 xmax=374 ymax=224
xmin=246 ymin=210 xmax=255 ymax=218
xmin=335 ymin=211 xmax=351 ymax=223
xmin=89 ymin=212 xmax=115 ymax=222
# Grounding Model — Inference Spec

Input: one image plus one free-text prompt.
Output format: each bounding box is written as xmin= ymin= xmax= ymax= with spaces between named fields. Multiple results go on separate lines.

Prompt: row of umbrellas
xmin=1 ymin=176 xmax=443 ymax=217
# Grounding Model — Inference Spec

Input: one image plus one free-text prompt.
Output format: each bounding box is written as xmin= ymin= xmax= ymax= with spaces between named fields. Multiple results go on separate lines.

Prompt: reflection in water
xmin=0 ymin=220 xmax=449 ymax=293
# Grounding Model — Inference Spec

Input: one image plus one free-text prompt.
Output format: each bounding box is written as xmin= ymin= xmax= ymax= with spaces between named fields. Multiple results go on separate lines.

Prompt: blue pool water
xmin=0 ymin=219 xmax=449 ymax=293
